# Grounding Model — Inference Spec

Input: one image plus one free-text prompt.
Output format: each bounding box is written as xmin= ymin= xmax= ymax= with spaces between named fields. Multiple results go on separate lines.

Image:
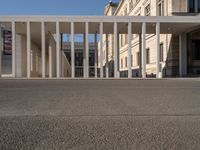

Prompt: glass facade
xmin=64 ymin=47 xmax=95 ymax=77
xmin=2 ymin=30 xmax=12 ymax=74
xmin=189 ymin=0 xmax=195 ymax=13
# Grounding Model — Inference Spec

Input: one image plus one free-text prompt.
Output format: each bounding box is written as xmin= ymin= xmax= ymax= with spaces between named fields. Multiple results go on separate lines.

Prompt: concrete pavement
xmin=0 ymin=79 xmax=200 ymax=149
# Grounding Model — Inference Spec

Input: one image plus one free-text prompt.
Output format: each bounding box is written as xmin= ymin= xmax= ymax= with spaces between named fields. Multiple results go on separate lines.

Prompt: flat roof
xmin=0 ymin=15 xmax=200 ymax=23
xmin=1 ymin=16 xmax=200 ymax=46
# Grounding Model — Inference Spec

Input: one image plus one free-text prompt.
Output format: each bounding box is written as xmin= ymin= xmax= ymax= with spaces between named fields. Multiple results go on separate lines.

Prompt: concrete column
xmin=128 ymin=22 xmax=132 ymax=78
xmin=106 ymin=34 xmax=109 ymax=78
xmin=156 ymin=22 xmax=161 ymax=78
xmin=179 ymin=33 xmax=187 ymax=77
xmin=60 ymin=34 xmax=63 ymax=77
xmin=71 ymin=21 xmax=75 ymax=78
xmin=27 ymin=21 xmax=31 ymax=78
xmin=117 ymin=33 xmax=120 ymax=75
xmin=12 ymin=21 xmax=16 ymax=78
xmin=83 ymin=34 xmax=86 ymax=77
xmin=114 ymin=22 xmax=119 ymax=78
xmin=0 ymin=26 xmax=2 ymax=77
xmin=48 ymin=44 xmax=52 ymax=78
xmin=139 ymin=34 xmax=142 ymax=77
xmin=100 ymin=22 xmax=103 ymax=78
xmin=41 ymin=22 xmax=45 ymax=78
xmin=142 ymin=22 xmax=146 ymax=78
xmin=85 ymin=22 xmax=89 ymax=78
xmin=56 ymin=21 xmax=60 ymax=78
xmin=94 ymin=33 xmax=98 ymax=78
xmin=32 ymin=42 xmax=36 ymax=74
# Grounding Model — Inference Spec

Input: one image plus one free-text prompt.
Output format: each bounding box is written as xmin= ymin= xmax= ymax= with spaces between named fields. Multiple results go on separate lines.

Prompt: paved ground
xmin=0 ymin=79 xmax=200 ymax=150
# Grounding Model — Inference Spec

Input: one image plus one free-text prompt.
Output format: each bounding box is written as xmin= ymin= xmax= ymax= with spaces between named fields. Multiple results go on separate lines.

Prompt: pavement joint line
xmin=1 ymin=114 xmax=200 ymax=118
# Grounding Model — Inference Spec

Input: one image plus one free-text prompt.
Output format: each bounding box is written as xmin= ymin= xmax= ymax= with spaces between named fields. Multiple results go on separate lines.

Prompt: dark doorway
xmin=192 ymin=40 xmax=200 ymax=60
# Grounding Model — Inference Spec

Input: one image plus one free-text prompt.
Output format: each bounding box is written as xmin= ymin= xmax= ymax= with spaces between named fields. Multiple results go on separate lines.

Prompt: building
xmin=64 ymin=41 xmax=97 ymax=77
xmin=102 ymin=0 xmax=200 ymax=78
xmin=0 ymin=1 xmax=200 ymax=79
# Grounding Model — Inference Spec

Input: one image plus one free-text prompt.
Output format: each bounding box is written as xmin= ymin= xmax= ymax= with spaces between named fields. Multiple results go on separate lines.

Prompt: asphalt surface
xmin=0 ymin=79 xmax=200 ymax=150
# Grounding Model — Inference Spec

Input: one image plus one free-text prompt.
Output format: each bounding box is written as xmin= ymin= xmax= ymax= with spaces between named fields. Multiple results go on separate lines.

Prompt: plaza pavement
xmin=0 ymin=79 xmax=200 ymax=150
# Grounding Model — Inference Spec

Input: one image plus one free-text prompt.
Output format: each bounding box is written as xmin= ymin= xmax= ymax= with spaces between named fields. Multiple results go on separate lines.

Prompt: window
xmin=160 ymin=43 xmax=164 ymax=62
xmin=125 ymin=57 xmax=128 ymax=68
xmin=189 ymin=0 xmax=195 ymax=13
xmin=137 ymin=52 xmax=140 ymax=66
xmin=158 ymin=0 xmax=164 ymax=16
xmin=145 ymin=4 xmax=151 ymax=16
xmin=121 ymin=58 xmax=124 ymax=68
xmin=146 ymin=48 xmax=150 ymax=64
xmin=125 ymin=34 xmax=128 ymax=45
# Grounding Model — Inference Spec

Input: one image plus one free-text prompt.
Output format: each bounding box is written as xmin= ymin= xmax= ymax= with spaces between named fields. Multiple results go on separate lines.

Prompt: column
xmin=56 ymin=21 xmax=60 ymax=78
xmin=117 ymin=33 xmax=120 ymax=77
xmin=12 ymin=21 xmax=16 ymax=78
xmin=41 ymin=22 xmax=45 ymax=78
xmin=128 ymin=22 xmax=132 ymax=78
xmin=27 ymin=21 xmax=31 ymax=78
xmin=83 ymin=34 xmax=86 ymax=77
xmin=156 ymin=22 xmax=161 ymax=78
xmin=142 ymin=22 xmax=146 ymax=78
xmin=48 ymin=45 xmax=52 ymax=78
xmin=100 ymin=22 xmax=103 ymax=78
xmin=85 ymin=22 xmax=89 ymax=78
xmin=114 ymin=22 xmax=119 ymax=78
xmin=60 ymin=34 xmax=63 ymax=77
xmin=32 ymin=43 xmax=36 ymax=74
xmin=0 ymin=25 xmax=2 ymax=77
xmin=179 ymin=33 xmax=187 ymax=77
xmin=139 ymin=34 xmax=142 ymax=77
xmin=71 ymin=21 xmax=75 ymax=78
xmin=106 ymin=34 xmax=109 ymax=78
xmin=94 ymin=33 xmax=98 ymax=78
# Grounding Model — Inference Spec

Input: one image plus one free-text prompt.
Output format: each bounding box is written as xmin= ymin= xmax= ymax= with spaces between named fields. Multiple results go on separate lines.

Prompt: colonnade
xmin=0 ymin=16 xmax=194 ymax=78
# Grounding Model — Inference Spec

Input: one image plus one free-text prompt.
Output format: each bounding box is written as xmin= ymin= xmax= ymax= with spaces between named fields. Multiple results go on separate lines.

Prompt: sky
xmin=0 ymin=0 xmax=119 ymax=16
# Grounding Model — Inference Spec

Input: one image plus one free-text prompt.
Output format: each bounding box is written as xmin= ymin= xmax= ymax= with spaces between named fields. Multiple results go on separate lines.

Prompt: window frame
xmin=157 ymin=0 xmax=164 ymax=16
xmin=137 ymin=52 xmax=140 ymax=66
xmin=125 ymin=57 xmax=128 ymax=68
xmin=121 ymin=58 xmax=124 ymax=68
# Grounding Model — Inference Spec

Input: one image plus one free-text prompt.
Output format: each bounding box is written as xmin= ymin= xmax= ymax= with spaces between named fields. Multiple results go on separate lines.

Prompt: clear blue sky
xmin=0 ymin=0 xmax=119 ymax=15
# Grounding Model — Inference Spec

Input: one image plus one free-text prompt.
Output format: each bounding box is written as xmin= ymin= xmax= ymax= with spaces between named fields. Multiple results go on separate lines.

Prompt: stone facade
xmin=103 ymin=0 xmax=200 ymax=77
